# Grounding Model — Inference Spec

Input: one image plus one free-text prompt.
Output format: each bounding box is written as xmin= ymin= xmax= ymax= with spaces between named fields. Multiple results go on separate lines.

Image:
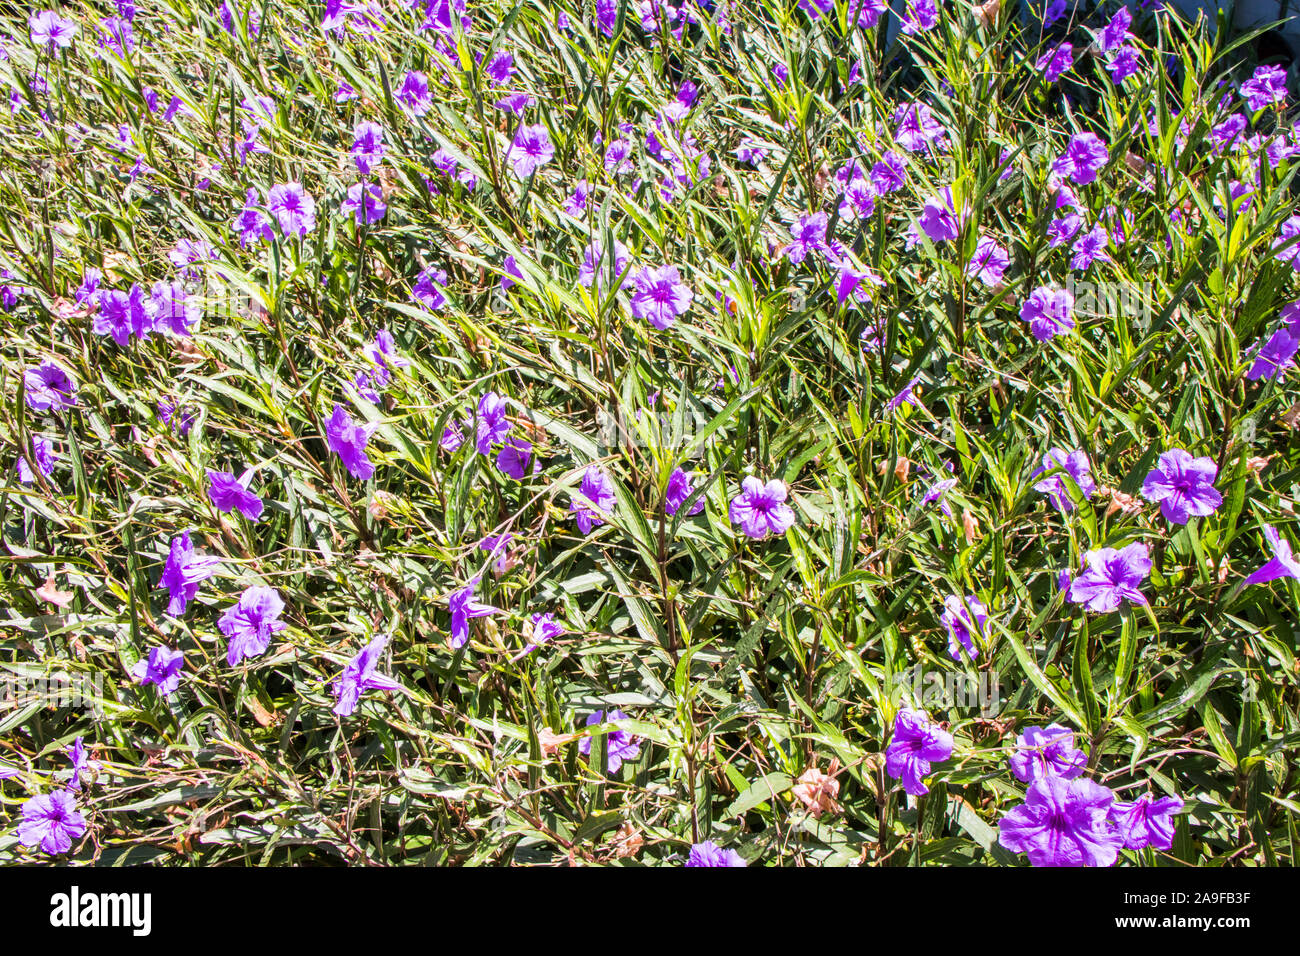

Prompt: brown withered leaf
xmin=37 ymin=575 xmax=75 ymax=607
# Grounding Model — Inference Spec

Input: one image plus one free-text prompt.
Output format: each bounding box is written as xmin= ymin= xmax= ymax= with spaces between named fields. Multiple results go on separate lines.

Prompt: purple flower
xmin=1031 ymin=448 xmax=1096 ymax=512
xmin=94 ymin=284 xmax=152 ymax=347
xmin=1067 ymin=543 xmax=1150 ymax=613
xmin=413 ymin=267 xmax=449 ymax=311
xmin=729 ymin=476 xmax=795 ymax=540
xmin=24 ymin=360 xmax=77 ymax=410
xmin=1140 ymin=449 xmax=1222 ymax=524
xmin=500 ymin=255 xmax=524 ymax=291
xmin=266 ymin=182 xmax=317 ymax=237
xmin=998 ymin=775 xmax=1121 ymax=866
xmin=326 ymin=402 xmax=378 ymax=480
xmin=1070 ymin=223 xmax=1111 ymax=270
xmin=508 ymin=124 xmax=554 ymax=178
xmin=65 ymin=737 xmax=101 ymax=792
xmin=29 ymin=11 xmax=77 ymax=50
xmin=332 ymin=635 xmax=402 ymax=716
xmin=901 ymin=0 xmax=938 ymax=34
xmin=219 ymin=586 xmax=287 ymax=666
xmin=571 ymin=464 xmax=616 ymax=534
xmin=892 ymin=103 xmax=948 ymax=153
xmin=685 ymin=841 xmax=746 ymax=866
xmin=1245 ymin=328 xmax=1299 ymax=381
xmin=397 ymin=71 xmax=432 ymax=116
xmin=449 ymin=577 xmax=500 ymax=649
xmin=1244 ymin=524 xmax=1300 ymax=586
xmin=784 ymin=213 xmax=829 ymax=264
xmin=631 ymin=265 xmax=693 ymax=330
xmin=232 ymin=187 xmax=274 ymax=247
xmin=1242 ymin=64 xmax=1287 ymax=112
xmin=887 ymin=376 xmax=922 ymax=411
xmin=16 ymin=435 xmax=56 ymax=485
xmin=579 ymin=708 xmax=642 ymax=772
xmin=604 ymin=138 xmax=634 ymax=175
xmin=474 ymin=391 xmax=511 ymax=454
xmin=342 ymin=182 xmax=387 ymax=224
xmin=364 ymin=329 xmax=410 ymax=373
xmin=921 ymin=476 xmax=958 ymax=515
xmin=1106 ymin=46 xmax=1141 ymax=84
xmin=351 ymin=121 xmax=386 ymax=176
xmin=158 ymin=531 xmax=221 ymax=616
xmin=15 ymin=790 xmax=86 ymax=856
xmin=918 ymin=187 xmax=962 ymax=243
xmin=524 ymin=611 xmax=565 ymax=653
xmin=1109 ymin=793 xmax=1184 ymax=851
xmin=1274 ymin=216 xmax=1300 ymax=268
xmin=940 ymin=594 xmax=988 ymax=660
xmin=872 ymin=151 xmax=907 ymax=194
xmin=1036 ymin=42 xmax=1073 ymax=83
xmin=578 ymin=239 xmax=632 ymax=292
xmin=132 ymin=645 xmax=185 ymax=697
xmin=966 ymin=235 xmax=1009 ymax=285
xmin=1008 ymin=724 xmax=1087 ymax=782
xmin=496 ymin=437 xmax=533 ymax=479
xmin=207 ymin=468 xmax=264 ymax=521
xmin=1096 ymin=6 xmax=1131 ymax=52
xmin=1047 ymin=213 xmax=1084 ymax=248
xmin=148 ymin=280 xmax=199 ymax=337
xmin=1052 ymin=133 xmax=1109 ymax=186
xmin=1043 ymin=0 xmax=1067 ymax=25
xmin=885 ymin=709 xmax=953 ymax=796
xmin=665 ymin=467 xmax=705 ymax=517
xmin=1020 ymin=286 xmax=1075 ymax=342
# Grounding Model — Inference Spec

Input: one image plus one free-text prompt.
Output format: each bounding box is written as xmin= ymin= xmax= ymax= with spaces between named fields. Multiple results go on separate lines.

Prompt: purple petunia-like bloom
xmin=580 ymin=708 xmax=642 ymax=773
xmin=16 ymin=790 xmax=87 ymax=856
xmin=1109 ymin=792 xmax=1184 ymax=851
xmin=784 ymin=213 xmax=829 ymax=264
xmin=1245 ymin=328 xmax=1299 ymax=381
xmin=351 ymin=121 xmax=386 ymax=176
xmin=1031 ymin=447 xmax=1096 ymax=512
xmin=885 ymin=709 xmax=953 ymax=796
xmin=901 ymin=0 xmax=937 ymax=33
xmin=578 ymin=239 xmax=633 ymax=292
xmin=1140 ymin=449 xmax=1222 ymax=525
xmin=474 ymin=391 xmax=511 ymax=454
xmin=219 ymin=585 xmax=287 ymax=666
xmin=1008 ymin=724 xmax=1087 ymax=782
xmin=1037 ymin=42 xmax=1073 ymax=83
xmin=1241 ymin=64 xmax=1287 ymax=113
xmin=326 ymin=402 xmax=378 ymax=480
xmin=65 ymin=737 xmax=100 ymax=792
xmin=507 ymin=124 xmax=554 ymax=178
xmin=207 ymin=468 xmax=264 ymax=521
xmin=148 ymin=280 xmax=199 ymax=337
xmin=267 ymin=182 xmax=317 ymax=238
xmin=1020 ymin=286 xmax=1075 ymax=342
xmin=496 ymin=437 xmax=533 ymax=479
xmin=397 ymin=70 xmax=432 ymax=115
xmin=158 ymin=531 xmax=221 ymax=616
xmin=1052 ymin=133 xmax=1109 ymax=186
xmin=24 ymin=360 xmax=77 ymax=411
xmin=892 ymin=102 xmax=948 ymax=154
xmin=524 ymin=611 xmax=565 ymax=653
xmin=940 ymin=594 xmax=988 ymax=661
xmin=30 ymin=10 xmax=77 ymax=50
xmin=1096 ymin=5 xmax=1130 ymax=52
xmin=998 ymin=774 xmax=1121 ymax=867
xmin=132 ymin=645 xmax=185 ymax=697
xmin=1244 ymin=524 xmax=1300 ymax=586
xmin=342 ymin=182 xmax=387 ymax=225
xmin=449 ymin=577 xmax=499 ymax=649
xmin=665 ymin=467 xmax=706 ymax=517
xmin=918 ymin=188 xmax=961 ymax=243
xmin=685 ymin=841 xmax=746 ymax=866
xmin=571 ymin=464 xmax=616 ymax=534
xmin=332 ymin=635 xmax=402 ymax=717
xmin=966 ymin=235 xmax=1009 ymax=285
xmin=729 ymin=476 xmax=795 ymax=540
xmin=1067 ymin=542 xmax=1150 ymax=613
xmin=95 ymin=284 xmax=152 ymax=347
xmin=631 ymin=265 xmax=693 ymax=330
xmin=16 ymin=435 xmax=56 ymax=485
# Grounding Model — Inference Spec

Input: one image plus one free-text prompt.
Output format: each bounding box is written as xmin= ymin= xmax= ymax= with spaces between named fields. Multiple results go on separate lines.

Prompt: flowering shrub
xmin=0 ymin=0 xmax=1297 ymax=867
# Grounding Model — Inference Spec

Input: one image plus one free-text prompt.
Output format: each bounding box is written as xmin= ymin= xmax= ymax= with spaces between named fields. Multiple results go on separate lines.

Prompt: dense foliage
xmin=1 ymin=0 xmax=1298 ymax=866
